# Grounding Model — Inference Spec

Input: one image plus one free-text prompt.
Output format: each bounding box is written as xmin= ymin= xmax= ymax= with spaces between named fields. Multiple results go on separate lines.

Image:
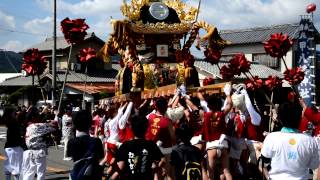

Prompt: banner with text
xmin=296 ymin=18 xmax=315 ymax=106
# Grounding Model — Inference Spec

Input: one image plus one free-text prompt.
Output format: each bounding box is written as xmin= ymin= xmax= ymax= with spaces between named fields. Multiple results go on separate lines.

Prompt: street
xmin=0 ymin=126 xmax=73 ymax=180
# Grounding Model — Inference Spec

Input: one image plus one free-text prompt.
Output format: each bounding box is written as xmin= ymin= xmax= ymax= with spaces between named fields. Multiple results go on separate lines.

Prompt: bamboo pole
xmin=268 ymin=91 xmax=274 ymax=132
xmin=82 ymin=64 xmax=88 ymax=110
xmin=58 ymin=44 xmax=73 ymax=113
xmin=37 ymin=75 xmax=46 ymax=103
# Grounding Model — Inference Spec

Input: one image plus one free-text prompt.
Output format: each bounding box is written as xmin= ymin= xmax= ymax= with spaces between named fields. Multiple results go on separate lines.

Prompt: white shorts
xmin=206 ymin=140 xmax=229 ymax=150
xmin=190 ymin=135 xmax=204 ymax=145
xmin=4 ymin=147 xmax=24 ymax=175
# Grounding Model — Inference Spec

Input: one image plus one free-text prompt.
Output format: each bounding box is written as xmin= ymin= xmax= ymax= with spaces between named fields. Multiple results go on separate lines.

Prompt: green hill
xmin=0 ymin=51 xmax=22 ymax=73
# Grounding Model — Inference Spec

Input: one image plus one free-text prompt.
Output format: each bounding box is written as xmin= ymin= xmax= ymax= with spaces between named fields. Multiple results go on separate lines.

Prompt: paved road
xmin=0 ymin=126 xmax=73 ymax=180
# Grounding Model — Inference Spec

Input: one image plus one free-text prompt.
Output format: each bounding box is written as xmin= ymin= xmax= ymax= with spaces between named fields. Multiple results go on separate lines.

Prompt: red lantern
xmin=307 ymin=3 xmax=316 ymax=13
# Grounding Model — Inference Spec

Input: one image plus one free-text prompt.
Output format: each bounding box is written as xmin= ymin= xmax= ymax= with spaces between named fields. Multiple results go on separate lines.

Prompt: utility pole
xmin=52 ymin=0 xmax=57 ymax=106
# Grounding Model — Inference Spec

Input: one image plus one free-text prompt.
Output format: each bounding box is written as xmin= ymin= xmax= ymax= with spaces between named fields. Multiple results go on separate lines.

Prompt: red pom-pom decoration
xmin=204 ymin=48 xmax=221 ymax=65
xmin=61 ymin=17 xmax=89 ymax=44
xmin=78 ymin=48 xmax=96 ymax=63
xmin=263 ymin=33 xmax=293 ymax=59
xmin=245 ymin=76 xmax=263 ymax=91
xmin=229 ymin=53 xmax=251 ymax=75
xmin=264 ymin=76 xmax=283 ymax=91
xmin=22 ymin=48 xmax=47 ymax=76
xmin=220 ymin=65 xmax=234 ymax=79
xmin=284 ymin=67 xmax=305 ymax=85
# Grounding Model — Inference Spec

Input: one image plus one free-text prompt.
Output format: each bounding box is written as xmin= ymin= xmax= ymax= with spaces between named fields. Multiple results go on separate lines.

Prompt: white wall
xmin=0 ymin=73 xmax=21 ymax=83
xmin=280 ymin=49 xmax=293 ymax=72
xmin=244 ymin=54 xmax=253 ymax=61
xmin=224 ymin=43 xmax=294 ymax=73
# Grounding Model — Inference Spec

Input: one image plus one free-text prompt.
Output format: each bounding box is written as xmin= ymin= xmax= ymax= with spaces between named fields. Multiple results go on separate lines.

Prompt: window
xmin=221 ymin=55 xmax=234 ymax=61
xmin=253 ymin=54 xmax=279 ymax=68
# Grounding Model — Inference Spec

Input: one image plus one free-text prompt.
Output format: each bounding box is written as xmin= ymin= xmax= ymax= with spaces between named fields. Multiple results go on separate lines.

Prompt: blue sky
xmin=0 ymin=0 xmax=319 ymax=52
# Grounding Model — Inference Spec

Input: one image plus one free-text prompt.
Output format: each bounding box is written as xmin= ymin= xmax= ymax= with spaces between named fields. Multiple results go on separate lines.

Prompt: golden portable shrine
xmin=98 ymin=0 xmax=229 ymax=98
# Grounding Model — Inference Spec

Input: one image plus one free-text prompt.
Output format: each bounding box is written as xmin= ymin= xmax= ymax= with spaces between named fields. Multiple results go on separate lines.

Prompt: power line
xmin=1 ymin=50 xmax=19 ymax=73
xmin=0 ymin=26 xmax=48 ymax=37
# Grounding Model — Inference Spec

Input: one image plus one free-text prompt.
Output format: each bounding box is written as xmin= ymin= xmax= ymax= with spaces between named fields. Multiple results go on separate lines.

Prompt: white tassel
xmin=243 ymin=89 xmax=261 ymax=126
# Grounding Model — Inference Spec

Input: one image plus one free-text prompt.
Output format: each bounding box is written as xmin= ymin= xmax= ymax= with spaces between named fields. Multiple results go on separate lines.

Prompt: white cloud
xmin=197 ymin=0 xmax=320 ymax=30
xmin=57 ymin=0 xmax=124 ymax=39
xmin=0 ymin=10 xmax=15 ymax=29
xmin=23 ymin=16 xmax=52 ymax=35
xmin=34 ymin=0 xmax=52 ymax=10
xmin=59 ymin=0 xmax=122 ymax=17
xmin=0 ymin=40 xmax=28 ymax=52
xmin=90 ymin=19 xmax=113 ymax=38
xmin=34 ymin=0 xmax=123 ymax=40
xmin=32 ymin=0 xmax=320 ymax=41
xmin=35 ymin=0 xmax=123 ymax=17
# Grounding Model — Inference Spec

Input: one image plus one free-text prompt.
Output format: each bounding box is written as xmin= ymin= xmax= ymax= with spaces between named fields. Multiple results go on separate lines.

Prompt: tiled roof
xmin=194 ymin=60 xmax=283 ymax=79
xmin=46 ymin=69 xmax=118 ymax=83
xmin=220 ymin=23 xmax=300 ymax=44
xmin=0 ymin=68 xmax=118 ymax=86
xmin=66 ymin=83 xmax=115 ymax=94
xmin=27 ymin=32 xmax=104 ymax=51
xmin=0 ymin=75 xmax=40 ymax=86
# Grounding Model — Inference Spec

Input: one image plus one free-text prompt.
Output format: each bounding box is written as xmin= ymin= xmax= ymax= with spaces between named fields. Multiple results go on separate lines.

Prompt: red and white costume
xmin=118 ymin=102 xmax=135 ymax=143
xmin=189 ymin=109 xmax=204 ymax=145
xmin=145 ymin=113 xmax=173 ymax=154
xmin=229 ymin=86 xmax=261 ymax=162
xmin=203 ymin=111 xmax=228 ymax=150
xmin=104 ymin=102 xmax=133 ymax=163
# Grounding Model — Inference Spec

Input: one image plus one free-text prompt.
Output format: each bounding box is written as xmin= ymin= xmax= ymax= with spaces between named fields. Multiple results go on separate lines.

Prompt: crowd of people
xmin=1 ymin=83 xmax=320 ymax=180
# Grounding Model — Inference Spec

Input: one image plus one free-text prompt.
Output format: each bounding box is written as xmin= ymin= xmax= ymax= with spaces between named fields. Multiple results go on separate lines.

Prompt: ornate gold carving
xmin=130 ymin=21 xmax=192 ymax=34
xmin=163 ymin=0 xmax=198 ymax=22
xmin=121 ymin=0 xmax=149 ymax=21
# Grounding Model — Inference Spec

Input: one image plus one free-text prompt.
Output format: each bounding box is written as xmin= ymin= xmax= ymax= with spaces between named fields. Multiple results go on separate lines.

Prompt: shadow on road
xmin=45 ymin=170 xmax=70 ymax=180
xmin=45 ymin=178 xmax=69 ymax=180
xmin=46 ymin=170 xmax=70 ymax=175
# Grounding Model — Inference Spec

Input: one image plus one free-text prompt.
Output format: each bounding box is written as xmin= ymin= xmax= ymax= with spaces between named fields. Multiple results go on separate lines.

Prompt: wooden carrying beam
xmin=141 ymin=84 xmax=177 ymax=99
xmin=99 ymin=82 xmax=228 ymax=104
xmin=187 ymin=82 xmax=226 ymax=96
